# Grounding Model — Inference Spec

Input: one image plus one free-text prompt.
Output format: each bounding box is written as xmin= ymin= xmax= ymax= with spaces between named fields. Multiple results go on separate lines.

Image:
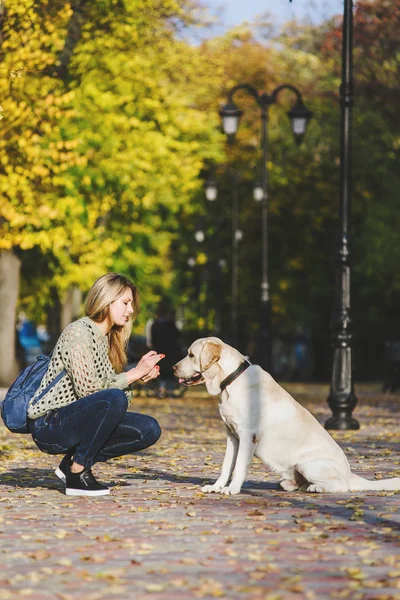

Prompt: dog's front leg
xmin=221 ymin=431 xmax=256 ymax=495
xmin=201 ymin=428 xmax=239 ymax=493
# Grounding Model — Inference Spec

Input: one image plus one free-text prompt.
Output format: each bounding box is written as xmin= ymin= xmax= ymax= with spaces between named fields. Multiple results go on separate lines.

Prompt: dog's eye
xmin=188 ymin=352 xmax=194 ymax=358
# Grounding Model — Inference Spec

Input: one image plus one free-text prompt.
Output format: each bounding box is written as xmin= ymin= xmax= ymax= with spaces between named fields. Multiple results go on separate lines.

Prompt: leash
xmin=219 ymin=360 xmax=252 ymax=392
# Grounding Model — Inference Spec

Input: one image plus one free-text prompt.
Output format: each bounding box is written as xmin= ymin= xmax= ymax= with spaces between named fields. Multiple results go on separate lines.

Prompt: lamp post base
xmin=325 ymin=411 xmax=360 ymax=430
xmin=325 ymin=345 xmax=359 ymax=430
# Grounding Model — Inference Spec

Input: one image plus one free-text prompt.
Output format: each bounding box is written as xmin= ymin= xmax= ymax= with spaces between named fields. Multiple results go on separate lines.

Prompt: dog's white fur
xmin=174 ymin=337 xmax=400 ymax=495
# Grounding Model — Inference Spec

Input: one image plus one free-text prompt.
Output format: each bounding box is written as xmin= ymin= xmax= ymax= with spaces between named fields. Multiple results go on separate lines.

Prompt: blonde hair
xmin=84 ymin=273 xmax=140 ymax=373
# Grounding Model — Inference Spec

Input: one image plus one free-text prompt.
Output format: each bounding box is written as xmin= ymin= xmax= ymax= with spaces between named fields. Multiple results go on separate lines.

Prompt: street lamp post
xmin=230 ymin=172 xmax=242 ymax=348
xmin=325 ymin=0 xmax=359 ymax=430
xmin=204 ymin=174 xmax=242 ymax=347
xmin=219 ymin=84 xmax=312 ymax=370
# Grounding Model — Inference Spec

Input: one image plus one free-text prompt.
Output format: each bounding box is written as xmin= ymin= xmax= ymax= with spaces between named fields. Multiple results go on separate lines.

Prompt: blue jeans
xmin=29 ymin=389 xmax=161 ymax=468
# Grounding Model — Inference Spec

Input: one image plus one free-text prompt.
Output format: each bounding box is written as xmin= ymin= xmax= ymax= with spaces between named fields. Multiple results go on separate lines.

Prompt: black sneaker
xmin=55 ymin=453 xmax=73 ymax=483
xmin=65 ymin=467 xmax=110 ymax=497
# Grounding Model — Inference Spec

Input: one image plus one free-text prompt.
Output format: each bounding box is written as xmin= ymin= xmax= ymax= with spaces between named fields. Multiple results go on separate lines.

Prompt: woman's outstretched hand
xmin=141 ymin=366 xmax=160 ymax=383
xmin=127 ymin=350 xmax=164 ymax=384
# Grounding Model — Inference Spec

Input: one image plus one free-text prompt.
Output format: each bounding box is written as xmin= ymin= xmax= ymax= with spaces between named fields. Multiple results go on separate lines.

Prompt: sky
xmin=198 ymin=0 xmax=346 ymax=36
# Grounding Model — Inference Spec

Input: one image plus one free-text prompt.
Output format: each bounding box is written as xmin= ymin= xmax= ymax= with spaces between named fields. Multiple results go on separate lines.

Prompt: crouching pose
xmin=174 ymin=337 xmax=400 ymax=495
xmin=27 ymin=273 xmax=163 ymax=496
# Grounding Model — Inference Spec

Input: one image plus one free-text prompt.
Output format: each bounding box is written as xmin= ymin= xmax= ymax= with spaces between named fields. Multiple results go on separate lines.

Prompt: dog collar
xmin=220 ymin=360 xmax=251 ymax=392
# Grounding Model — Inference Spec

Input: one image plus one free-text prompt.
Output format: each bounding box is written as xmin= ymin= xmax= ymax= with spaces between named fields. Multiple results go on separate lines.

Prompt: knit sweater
xmin=27 ymin=317 xmax=130 ymax=419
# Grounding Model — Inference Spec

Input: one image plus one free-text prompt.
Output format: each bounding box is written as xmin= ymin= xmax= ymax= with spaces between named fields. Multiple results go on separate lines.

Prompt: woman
xmin=27 ymin=273 xmax=163 ymax=497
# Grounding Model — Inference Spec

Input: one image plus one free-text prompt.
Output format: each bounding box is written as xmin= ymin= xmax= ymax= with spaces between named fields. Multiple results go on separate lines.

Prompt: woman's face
xmin=109 ymin=287 xmax=134 ymax=327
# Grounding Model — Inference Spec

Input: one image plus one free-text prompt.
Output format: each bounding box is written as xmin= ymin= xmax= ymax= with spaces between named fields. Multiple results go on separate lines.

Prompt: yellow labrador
xmin=173 ymin=337 xmax=400 ymax=495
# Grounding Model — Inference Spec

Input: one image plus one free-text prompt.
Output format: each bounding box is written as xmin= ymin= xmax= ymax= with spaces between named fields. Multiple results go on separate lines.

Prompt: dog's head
xmin=173 ymin=337 xmax=222 ymax=386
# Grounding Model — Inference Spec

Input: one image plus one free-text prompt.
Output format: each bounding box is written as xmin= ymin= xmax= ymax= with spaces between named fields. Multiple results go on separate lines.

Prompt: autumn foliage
xmin=0 ymin=0 xmax=399 ymax=382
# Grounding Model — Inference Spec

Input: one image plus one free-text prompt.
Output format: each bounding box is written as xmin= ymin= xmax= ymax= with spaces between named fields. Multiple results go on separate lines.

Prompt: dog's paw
xmin=221 ymin=485 xmax=241 ymax=495
xmin=307 ymin=483 xmax=324 ymax=493
xmin=280 ymin=479 xmax=299 ymax=492
xmin=201 ymin=484 xmax=221 ymax=493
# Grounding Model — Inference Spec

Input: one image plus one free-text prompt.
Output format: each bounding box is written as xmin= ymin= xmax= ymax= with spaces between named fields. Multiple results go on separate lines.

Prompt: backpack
xmin=1 ymin=354 xmax=66 ymax=434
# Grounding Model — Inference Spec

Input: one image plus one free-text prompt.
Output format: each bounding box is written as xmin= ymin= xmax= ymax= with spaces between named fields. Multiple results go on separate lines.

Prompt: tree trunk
xmin=60 ymin=285 xmax=82 ymax=331
xmin=46 ymin=287 xmax=62 ymax=347
xmin=0 ymin=249 xmax=21 ymax=386
xmin=47 ymin=0 xmax=88 ymax=79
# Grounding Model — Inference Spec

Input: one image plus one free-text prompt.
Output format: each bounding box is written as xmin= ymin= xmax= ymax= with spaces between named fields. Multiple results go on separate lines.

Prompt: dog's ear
xmin=200 ymin=340 xmax=221 ymax=372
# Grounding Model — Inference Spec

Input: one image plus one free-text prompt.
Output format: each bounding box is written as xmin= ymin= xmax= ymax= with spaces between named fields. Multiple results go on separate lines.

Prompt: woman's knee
xmin=146 ymin=416 xmax=162 ymax=445
xmin=107 ymin=389 xmax=129 ymax=415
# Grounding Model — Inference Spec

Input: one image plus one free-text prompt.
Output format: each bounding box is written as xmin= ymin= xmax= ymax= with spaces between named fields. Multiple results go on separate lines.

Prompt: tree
xmin=0 ymin=0 xmax=223 ymax=384
xmin=173 ymin=6 xmax=400 ymax=380
xmin=0 ymin=0 xmax=79 ymax=383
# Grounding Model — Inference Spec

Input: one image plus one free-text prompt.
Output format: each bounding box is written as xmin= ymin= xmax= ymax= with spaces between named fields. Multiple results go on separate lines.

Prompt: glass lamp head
xmin=219 ymin=101 xmax=243 ymax=136
xmin=253 ymin=183 xmax=264 ymax=202
xmin=287 ymin=100 xmax=313 ymax=145
xmin=205 ymin=181 xmax=217 ymax=201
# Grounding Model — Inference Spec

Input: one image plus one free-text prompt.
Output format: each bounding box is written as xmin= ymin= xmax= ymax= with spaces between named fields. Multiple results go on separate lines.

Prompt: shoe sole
xmin=55 ymin=467 xmax=66 ymax=483
xmin=65 ymin=488 xmax=110 ymax=496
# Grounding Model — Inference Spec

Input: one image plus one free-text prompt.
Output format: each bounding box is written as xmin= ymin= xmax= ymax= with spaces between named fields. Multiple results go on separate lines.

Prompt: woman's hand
xmin=126 ymin=351 xmax=164 ymax=384
xmin=141 ymin=366 xmax=160 ymax=383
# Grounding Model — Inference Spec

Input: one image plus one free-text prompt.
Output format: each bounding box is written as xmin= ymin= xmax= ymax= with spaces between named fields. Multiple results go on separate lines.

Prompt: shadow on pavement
xmin=119 ymin=466 xmax=207 ymax=486
xmin=0 ymin=468 xmax=65 ymax=491
xmin=0 ymin=468 xmax=124 ymax=491
xmin=119 ymin=467 xmax=294 ymax=491
xmin=1 ymin=467 xmax=399 ymax=537
xmin=120 ymin=467 xmax=400 ymax=534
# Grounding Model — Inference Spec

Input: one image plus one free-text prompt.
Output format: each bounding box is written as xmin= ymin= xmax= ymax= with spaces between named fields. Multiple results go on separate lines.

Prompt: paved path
xmin=0 ymin=385 xmax=399 ymax=599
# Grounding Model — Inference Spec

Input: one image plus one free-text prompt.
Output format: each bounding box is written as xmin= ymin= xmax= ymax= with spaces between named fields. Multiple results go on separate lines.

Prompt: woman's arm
xmin=61 ymin=323 xmax=164 ymax=395
xmin=61 ymin=325 xmax=128 ymax=396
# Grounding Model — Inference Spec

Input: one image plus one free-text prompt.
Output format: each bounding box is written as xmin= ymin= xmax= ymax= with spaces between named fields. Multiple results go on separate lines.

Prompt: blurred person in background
xmin=150 ymin=300 xmax=183 ymax=398
xmin=17 ymin=313 xmax=42 ymax=365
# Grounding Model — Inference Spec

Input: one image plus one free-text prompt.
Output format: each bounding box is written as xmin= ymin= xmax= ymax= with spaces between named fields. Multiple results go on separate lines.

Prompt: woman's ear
xmin=200 ymin=340 xmax=221 ymax=372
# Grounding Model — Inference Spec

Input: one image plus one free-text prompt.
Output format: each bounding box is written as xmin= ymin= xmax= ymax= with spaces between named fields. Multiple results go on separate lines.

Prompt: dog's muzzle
xmin=179 ymin=372 xmax=204 ymax=386
xmin=173 ymin=364 xmax=204 ymax=386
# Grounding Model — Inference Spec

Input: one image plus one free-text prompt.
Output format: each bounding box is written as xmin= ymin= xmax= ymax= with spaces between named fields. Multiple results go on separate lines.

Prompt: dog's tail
xmin=349 ymin=473 xmax=400 ymax=491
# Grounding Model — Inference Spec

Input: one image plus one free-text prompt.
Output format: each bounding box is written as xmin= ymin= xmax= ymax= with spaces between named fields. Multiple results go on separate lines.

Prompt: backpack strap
xmin=32 ymin=369 xmax=67 ymax=404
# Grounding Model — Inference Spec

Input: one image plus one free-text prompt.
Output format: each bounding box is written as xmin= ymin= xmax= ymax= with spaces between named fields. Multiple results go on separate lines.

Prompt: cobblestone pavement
xmin=0 ymin=384 xmax=399 ymax=600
